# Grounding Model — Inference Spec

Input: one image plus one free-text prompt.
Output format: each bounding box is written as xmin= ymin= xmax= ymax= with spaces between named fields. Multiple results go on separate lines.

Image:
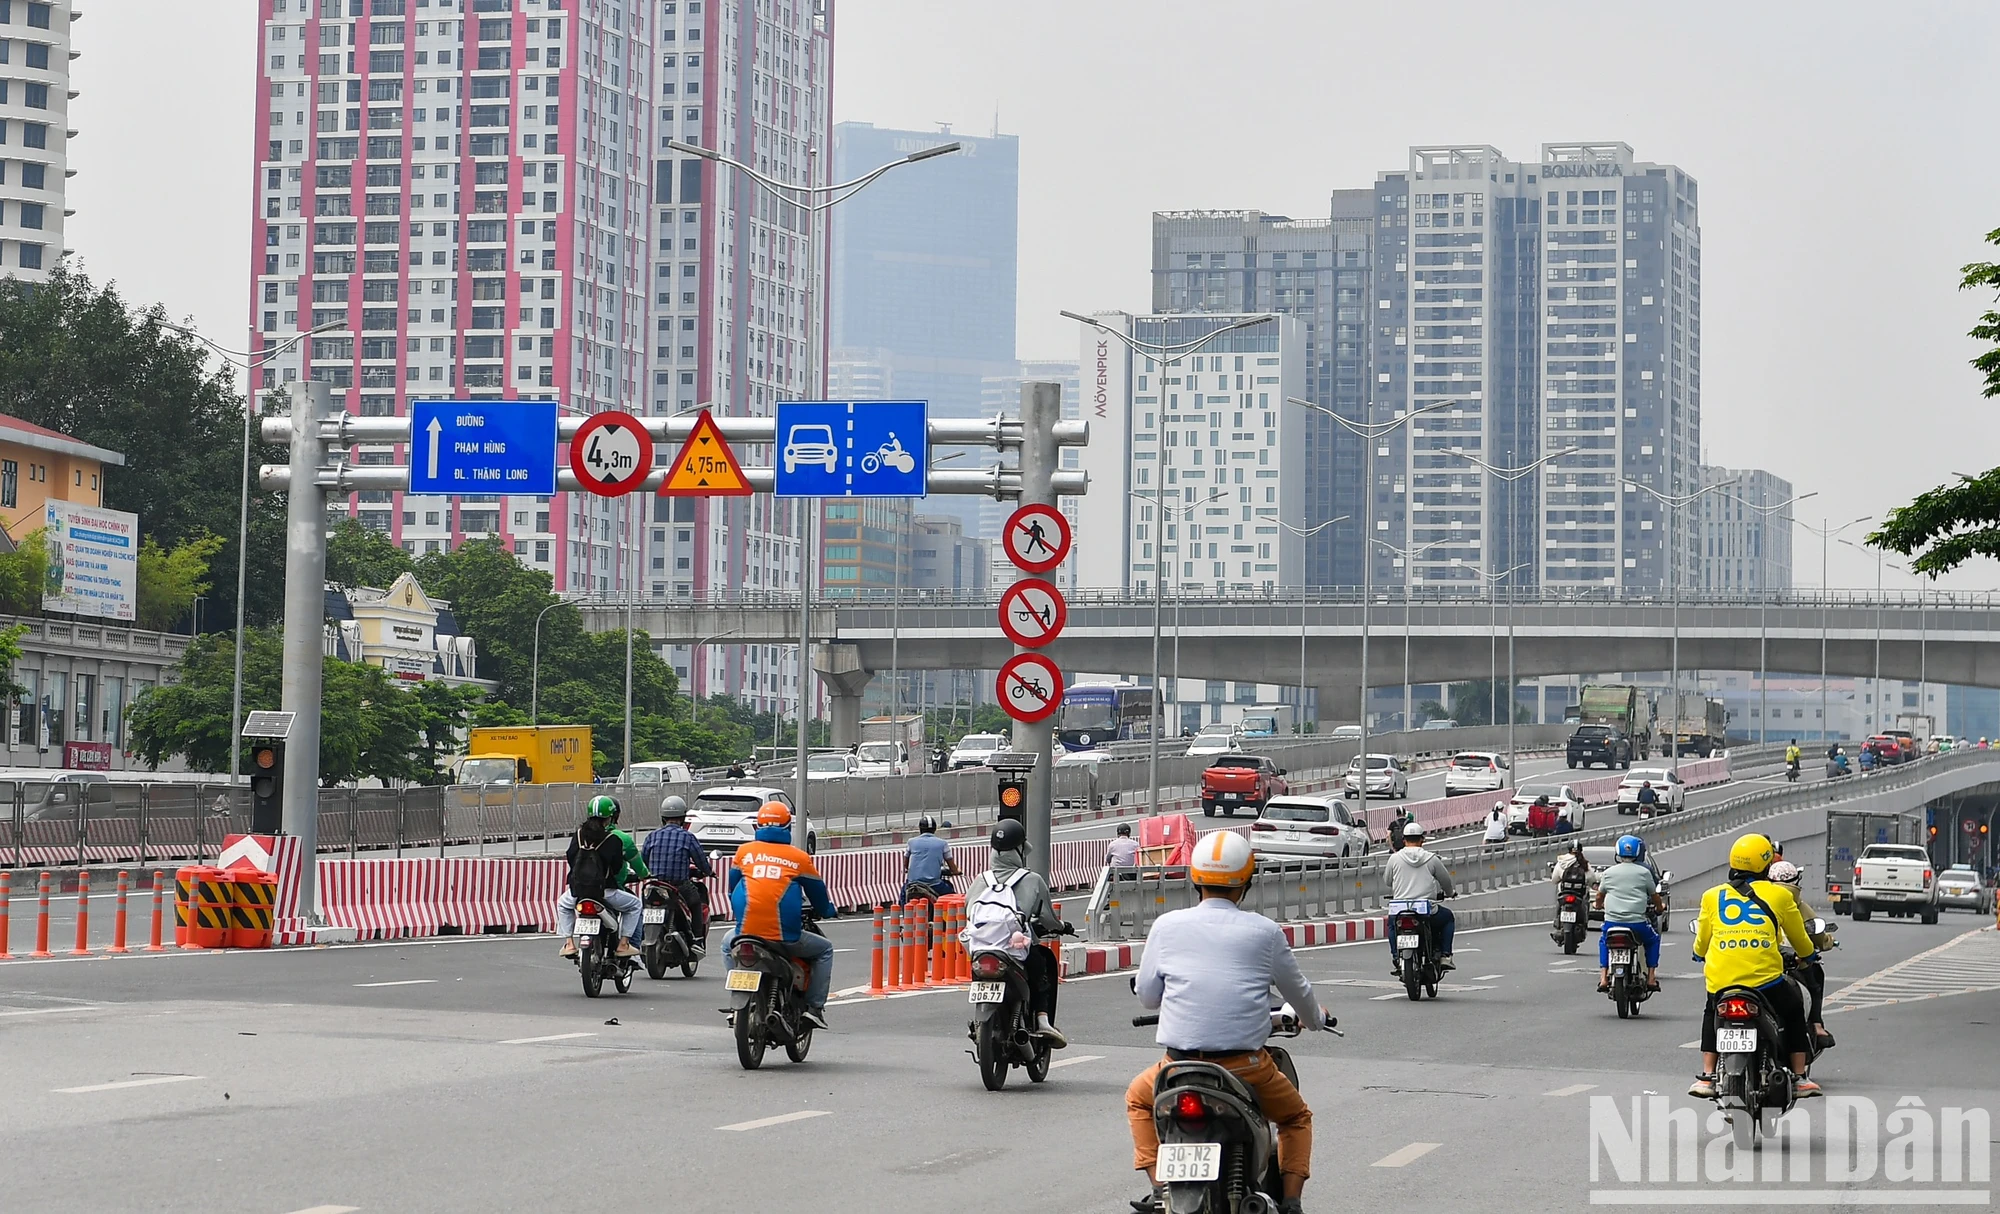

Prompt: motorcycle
xmin=569 ymin=896 xmax=637 ymax=998
xmin=723 ymin=918 xmax=823 ymax=1070
xmin=639 ymin=878 xmax=704 ymax=980
xmin=1786 ymin=759 xmax=1801 ymax=783
xmin=1602 ymin=924 xmax=1654 ymax=1019
xmin=1134 ymin=1006 xmax=1338 ymax=1214
xmin=1551 ymin=883 xmax=1589 ymax=955
xmin=1701 ymin=918 xmax=1834 ymax=1149
xmin=966 ymin=943 xmax=1054 ymax=1091
xmin=1825 ymin=753 xmax=1851 ymax=779
xmin=1390 ymin=898 xmax=1445 ymax=1000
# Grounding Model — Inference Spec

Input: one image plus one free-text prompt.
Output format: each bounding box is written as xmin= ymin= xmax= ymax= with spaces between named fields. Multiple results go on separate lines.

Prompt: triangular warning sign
xmin=659 ymin=409 xmax=753 ymax=497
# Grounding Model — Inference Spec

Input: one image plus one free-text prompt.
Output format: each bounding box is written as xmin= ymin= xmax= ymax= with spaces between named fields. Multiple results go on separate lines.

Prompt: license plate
xmin=725 ymin=969 xmax=763 ymax=992
xmin=968 ymin=982 xmax=1006 ymax=1004
xmin=574 ymin=917 xmax=600 ymax=935
xmin=1716 ymin=1027 xmax=1757 ymax=1054
xmin=1396 ymin=934 xmax=1420 ymax=949
xmin=1610 ymin=949 xmax=1635 ymax=964
xmin=642 ymin=908 xmax=667 ymax=924
xmin=1156 ymin=1143 xmax=1220 ymax=1183
xmin=1222 ymin=793 xmax=1240 ymax=800
xmin=1560 ymin=911 xmax=1579 ymax=923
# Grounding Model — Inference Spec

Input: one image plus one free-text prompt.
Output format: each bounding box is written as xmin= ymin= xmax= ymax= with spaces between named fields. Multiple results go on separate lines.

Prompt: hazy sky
xmin=65 ymin=1 xmax=1998 ymax=588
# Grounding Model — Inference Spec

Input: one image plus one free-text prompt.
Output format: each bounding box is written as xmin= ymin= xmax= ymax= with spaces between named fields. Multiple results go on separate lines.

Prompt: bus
xmin=1057 ymin=681 xmax=1155 ymax=752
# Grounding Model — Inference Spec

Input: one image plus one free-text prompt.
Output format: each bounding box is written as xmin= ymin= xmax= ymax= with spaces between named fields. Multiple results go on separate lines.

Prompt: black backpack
xmin=569 ymin=832 xmax=612 ymax=899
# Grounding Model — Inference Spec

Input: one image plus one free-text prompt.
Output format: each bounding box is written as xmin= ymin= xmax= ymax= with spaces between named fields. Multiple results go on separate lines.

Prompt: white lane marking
xmin=55 ymin=1074 xmax=202 ymax=1094
xmin=499 ymin=1032 xmax=597 ymax=1045
xmin=1544 ymin=1083 xmax=1598 ymax=1097
xmin=1048 ymin=1054 xmax=1104 ymax=1070
xmin=1678 ymin=1040 xmax=1701 ymax=1049
xmin=284 ymin=1207 xmax=361 ymax=1214
xmin=1370 ymin=993 xmax=1403 ymax=1001
xmin=1473 ymin=973 xmax=1505 ymax=981
xmin=352 ymin=979 xmax=436 ymax=988
xmin=1371 ymin=1142 xmax=1442 ymax=1168
xmin=0 ymin=1005 xmax=106 ymax=1018
xmin=717 ymin=1109 xmax=832 ymax=1132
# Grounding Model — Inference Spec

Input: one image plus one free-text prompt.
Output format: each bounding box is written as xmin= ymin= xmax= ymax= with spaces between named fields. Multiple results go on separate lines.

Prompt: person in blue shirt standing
xmin=903 ymin=815 xmax=960 ymax=902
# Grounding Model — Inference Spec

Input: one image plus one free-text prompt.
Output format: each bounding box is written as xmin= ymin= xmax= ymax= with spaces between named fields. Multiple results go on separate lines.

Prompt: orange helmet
xmin=1189 ymin=831 xmax=1256 ymax=891
xmin=756 ymin=801 xmax=793 ymax=829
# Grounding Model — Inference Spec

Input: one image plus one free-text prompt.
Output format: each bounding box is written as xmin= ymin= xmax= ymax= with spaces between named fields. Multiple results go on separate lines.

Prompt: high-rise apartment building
xmin=251 ymin=0 xmax=833 ymax=718
xmin=1698 ymin=466 xmax=1793 ymax=592
xmin=0 ymin=0 xmax=73 ymax=284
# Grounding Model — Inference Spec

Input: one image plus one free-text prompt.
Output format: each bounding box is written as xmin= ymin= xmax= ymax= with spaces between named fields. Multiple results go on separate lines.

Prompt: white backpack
xmin=963 ymin=869 xmax=1032 ymax=959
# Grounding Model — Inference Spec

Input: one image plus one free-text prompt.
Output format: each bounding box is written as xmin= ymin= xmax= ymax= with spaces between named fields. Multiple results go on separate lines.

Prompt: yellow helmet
xmin=1729 ymin=833 xmax=1775 ymax=875
xmin=1190 ymin=831 xmax=1256 ymax=891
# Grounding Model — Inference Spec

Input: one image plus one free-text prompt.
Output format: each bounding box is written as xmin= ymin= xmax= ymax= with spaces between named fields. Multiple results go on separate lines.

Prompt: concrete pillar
xmin=813 ymin=643 xmax=873 ymax=748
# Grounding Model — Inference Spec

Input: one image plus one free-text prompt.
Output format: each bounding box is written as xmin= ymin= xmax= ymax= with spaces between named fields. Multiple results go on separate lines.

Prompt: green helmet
xmin=586 ymin=795 xmax=621 ymax=821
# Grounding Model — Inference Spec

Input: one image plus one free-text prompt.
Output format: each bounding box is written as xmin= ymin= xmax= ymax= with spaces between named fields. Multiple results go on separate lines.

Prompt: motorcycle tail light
xmin=1717 ymin=996 xmax=1757 ymax=1021
xmin=1174 ymin=1092 xmax=1207 ymax=1122
xmin=733 ymin=941 xmax=759 ymax=966
xmin=577 ymin=900 xmax=601 ymax=917
xmin=972 ymin=953 xmax=1005 ymax=978
xmin=1395 ymin=915 xmax=1419 ymax=931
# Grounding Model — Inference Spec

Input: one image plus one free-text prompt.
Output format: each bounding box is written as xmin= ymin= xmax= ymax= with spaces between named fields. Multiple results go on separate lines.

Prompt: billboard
xmin=43 ymin=500 xmax=138 ymax=622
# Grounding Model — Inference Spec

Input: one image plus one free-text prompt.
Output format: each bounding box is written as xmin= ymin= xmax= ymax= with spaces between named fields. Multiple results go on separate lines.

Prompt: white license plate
xmin=1222 ymin=793 xmax=1240 ymax=800
xmin=968 ymin=982 xmax=1007 ymax=1004
xmin=725 ymin=969 xmax=762 ymax=992
xmin=1560 ymin=911 xmax=1579 ymax=923
xmin=1157 ymin=1143 xmax=1220 ymax=1183
xmin=574 ymin=917 xmax=600 ymax=935
xmin=1610 ymin=949 xmax=1635 ymax=964
xmin=1396 ymin=934 xmax=1420 ymax=949
xmin=642 ymin=908 xmax=667 ymax=924
xmin=1716 ymin=1027 xmax=1757 ymax=1054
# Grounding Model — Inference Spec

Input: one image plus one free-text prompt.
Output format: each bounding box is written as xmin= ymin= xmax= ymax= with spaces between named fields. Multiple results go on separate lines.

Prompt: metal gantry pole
xmin=1014 ymin=382 xmax=1061 ymax=878
xmin=280 ymin=381 xmax=331 ymax=924
xmin=623 ymin=500 xmax=636 ymax=774
xmin=794 ymin=143 xmax=821 ymax=852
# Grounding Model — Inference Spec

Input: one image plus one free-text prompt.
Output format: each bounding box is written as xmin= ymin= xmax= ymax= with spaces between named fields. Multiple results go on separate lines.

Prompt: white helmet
xmin=1767 ymin=860 xmax=1801 ymax=887
xmin=1402 ymin=821 xmax=1427 ymax=841
xmin=1189 ymin=831 xmax=1256 ymax=891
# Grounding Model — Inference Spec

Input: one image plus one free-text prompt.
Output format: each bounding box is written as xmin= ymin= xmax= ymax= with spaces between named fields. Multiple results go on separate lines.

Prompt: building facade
xmin=0 ymin=0 xmax=71 ymax=284
xmin=1698 ymin=466 xmax=1794 ymax=592
xmin=323 ymin=571 xmax=484 ymax=688
xmin=0 ymin=413 xmax=122 ymax=543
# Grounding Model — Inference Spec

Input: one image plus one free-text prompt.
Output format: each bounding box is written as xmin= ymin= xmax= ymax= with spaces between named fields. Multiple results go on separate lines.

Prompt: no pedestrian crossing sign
xmin=1002 ymin=503 xmax=1071 ymax=573
xmin=408 ymin=400 xmax=558 ymax=495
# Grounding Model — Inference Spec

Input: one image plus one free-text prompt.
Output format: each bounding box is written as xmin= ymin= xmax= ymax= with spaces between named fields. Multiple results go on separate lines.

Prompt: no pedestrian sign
xmin=998 ymin=578 xmax=1066 ymax=648
xmin=997 ymin=652 xmax=1063 ymax=724
xmin=1003 ymin=503 xmax=1071 ymax=573
xmin=568 ymin=411 xmax=653 ymax=497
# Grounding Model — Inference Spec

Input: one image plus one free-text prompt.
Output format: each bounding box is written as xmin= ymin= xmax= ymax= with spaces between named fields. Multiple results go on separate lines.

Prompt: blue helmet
xmin=1616 ymin=834 xmax=1645 ymax=861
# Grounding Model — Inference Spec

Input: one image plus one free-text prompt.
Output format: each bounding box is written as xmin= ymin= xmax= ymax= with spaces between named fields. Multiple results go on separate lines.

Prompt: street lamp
xmin=688 ymin=628 xmax=741 ymax=725
xmin=1623 ymin=475 xmax=1740 ymax=771
xmin=890 ymin=452 xmax=967 ymax=730
xmin=1371 ymin=537 xmax=1450 ymax=730
xmin=668 ymin=137 xmax=962 ymax=848
xmin=1278 ymin=516 xmax=1349 ymax=732
xmin=1287 ymin=395 xmax=1458 ymax=785
xmin=1719 ymin=490 xmax=1815 ymax=743
xmin=160 ymin=317 xmax=344 ymax=783
xmin=1132 ymin=489 xmax=1226 ymax=733
xmin=1070 ymin=311 xmax=1278 ymax=814
xmin=529 ymin=595 xmax=583 ymax=726
xmin=1798 ymin=515 xmax=1872 ymax=745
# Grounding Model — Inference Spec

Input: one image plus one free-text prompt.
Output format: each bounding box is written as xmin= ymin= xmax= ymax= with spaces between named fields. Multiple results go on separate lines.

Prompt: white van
xmin=622 ymin=761 xmax=695 ymax=788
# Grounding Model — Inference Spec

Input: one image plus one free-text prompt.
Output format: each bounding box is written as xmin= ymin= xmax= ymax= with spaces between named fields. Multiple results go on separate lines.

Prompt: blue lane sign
xmin=773 ymin=400 xmax=928 ymax=498
xmin=408 ymin=400 xmax=559 ymax=495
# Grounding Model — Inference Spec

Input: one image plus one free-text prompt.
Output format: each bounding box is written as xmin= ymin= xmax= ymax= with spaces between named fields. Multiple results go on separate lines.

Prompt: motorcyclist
xmin=902 ymin=814 xmax=961 ymax=902
xmin=1383 ymin=821 xmax=1456 ymax=973
xmin=1387 ymin=807 xmax=1411 ymax=851
xmin=1127 ymin=831 xmax=1329 ymax=1214
xmin=557 ymin=799 xmax=643 ymax=959
xmin=1107 ymin=821 xmax=1143 ymax=867
xmin=1785 ymin=740 xmax=1802 ymax=768
xmin=1768 ymin=860 xmax=1836 ymax=1051
xmin=594 ymin=794 xmax=651 ymax=949
xmin=1552 ymin=840 xmax=1590 ymax=934
xmin=1482 ymin=803 xmax=1508 ymax=849
xmin=1636 ymin=781 xmax=1659 ymax=814
xmin=640 ymin=794 xmax=715 ymax=954
xmin=727 ymin=760 xmax=748 ymax=780
xmin=980 ymin=818 xmax=1071 ymax=1047
xmin=1688 ymin=833 xmax=1823 ymax=1100
xmin=1594 ymin=835 xmax=1663 ymax=993
xmin=726 ymin=802 xmax=839 ymax=1030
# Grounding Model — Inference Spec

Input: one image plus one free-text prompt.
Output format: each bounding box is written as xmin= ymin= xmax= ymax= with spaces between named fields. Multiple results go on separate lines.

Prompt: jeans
xmin=1128 ymin=1050 xmax=1313 ymax=1181
xmin=665 ymin=880 xmax=711 ymax=945
xmin=726 ymin=927 xmax=835 ymax=1010
xmin=1387 ymin=905 xmax=1456 ymax=961
xmin=557 ymin=888 xmax=641 ymax=943
xmin=1599 ymin=919 xmax=1661 ymax=968
xmin=1024 ymin=944 xmax=1059 ymax=1018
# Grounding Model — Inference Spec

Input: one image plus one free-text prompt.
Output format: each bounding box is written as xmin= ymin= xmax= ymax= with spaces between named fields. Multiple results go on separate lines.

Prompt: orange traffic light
xmin=997 ymin=774 xmax=1027 ymax=819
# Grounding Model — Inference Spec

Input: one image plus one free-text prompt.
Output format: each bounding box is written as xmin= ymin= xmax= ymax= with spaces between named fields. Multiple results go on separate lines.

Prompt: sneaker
xmin=1129 ymin=1186 xmax=1166 ymax=1214
xmin=615 ymin=940 xmax=640 ymax=958
xmin=1439 ymin=955 xmax=1457 ymax=972
xmin=691 ymin=941 xmax=708 ymax=958
xmin=1688 ymin=1074 xmax=1718 ymax=1099
xmin=1035 ymin=1013 xmax=1070 ymax=1049
xmin=558 ymin=939 xmax=577 ymax=958
xmin=1795 ymin=1078 xmax=1823 ymax=1098
xmin=803 ymin=1008 xmax=830 ymax=1031
xmin=1814 ymin=1027 xmax=1836 ymax=1050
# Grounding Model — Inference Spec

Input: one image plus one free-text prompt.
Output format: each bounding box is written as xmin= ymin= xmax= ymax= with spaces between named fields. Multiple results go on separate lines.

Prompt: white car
xmin=1616 ymin=767 xmax=1687 ymax=816
xmin=1342 ymin=753 xmax=1409 ymax=800
xmin=1443 ymin=751 xmax=1509 ymax=797
xmin=685 ymin=785 xmax=812 ymax=854
xmin=948 ymin=732 xmax=1007 ymax=769
xmin=1507 ymin=781 xmax=1583 ymax=833
xmin=854 ymin=740 xmax=905 ymax=776
xmin=621 ymin=760 xmax=695 ymax=788
xmin=805 ymin=753 xmax=859 ymax=781
xmin=1186 ymin=726 xmax=1244 ymax=758
xmin=1248 ymin=796 xmax=1370 ymax=859
xmin=1329 ymin=725 xmax=1362 ymax=741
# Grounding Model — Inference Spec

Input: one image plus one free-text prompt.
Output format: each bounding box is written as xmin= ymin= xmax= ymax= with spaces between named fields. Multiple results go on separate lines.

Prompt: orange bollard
xmin=0 ymin=870 xmax=10 ymax=960
xmin=173 ymin=866 xmax=197 ymax=947
xmin=146 ymin=871 xmax=166 ymax=952
xmin=928 ymin=902 xmax=950 ymax=987
xmin=904 ymin=899 xmax=927 ymax=988
xmin=868 ymin=905 xmax=886 ymax=995
xmin=111 ymin=871 xmax=130 ymax=954
xmin=888 ymin=904 xmax=909 ymax=992
xmin=31 ymin=871 xmax=51 ymax=958
xmin=71 ymin=870 xmax=90 ymax=955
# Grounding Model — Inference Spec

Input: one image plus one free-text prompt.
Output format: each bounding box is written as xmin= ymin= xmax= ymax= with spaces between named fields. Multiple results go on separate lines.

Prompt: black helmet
xmin=1116 ymin=823 xmax=1133 ymax=837
xmin=991 ymin=818 xmax=1028 ymax=854
xmin=917 ymin=815 xmax=938 ymax=833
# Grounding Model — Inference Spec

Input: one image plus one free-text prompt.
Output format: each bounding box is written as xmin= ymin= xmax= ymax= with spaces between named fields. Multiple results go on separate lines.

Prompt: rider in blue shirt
xmin=903 ymin=815 xmax=960 ymax=902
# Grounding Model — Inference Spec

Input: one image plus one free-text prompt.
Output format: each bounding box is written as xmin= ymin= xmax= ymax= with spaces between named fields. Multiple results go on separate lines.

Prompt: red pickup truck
xmin=1201 ymin=754 xmax=1289 ymax=818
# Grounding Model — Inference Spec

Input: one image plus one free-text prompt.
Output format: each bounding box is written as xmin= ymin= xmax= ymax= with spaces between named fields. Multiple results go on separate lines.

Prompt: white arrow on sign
xmin=217 ymin=834 xmax=274 ymax=873
xmin=426 ymin=416 xmax=443 ymax=480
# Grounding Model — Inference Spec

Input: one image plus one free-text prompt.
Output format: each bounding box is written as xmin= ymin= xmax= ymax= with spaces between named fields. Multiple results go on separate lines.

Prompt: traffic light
xmin=249 ymin=740 xmax=284 ymax=832
xmin=997 ymin=774 xmax=1027 ymax=822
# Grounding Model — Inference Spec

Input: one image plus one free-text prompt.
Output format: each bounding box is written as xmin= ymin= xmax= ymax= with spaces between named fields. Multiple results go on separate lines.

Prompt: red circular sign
xmin=998 ymin=578 xmax=1067 ymax=648
xmin=996 ymin=653 xmax=1064 ymax=723
xmin=1002 ymin=504 xmax=1071 ymax=573
xmin=568 ymin=411 xmax=654 ymax=497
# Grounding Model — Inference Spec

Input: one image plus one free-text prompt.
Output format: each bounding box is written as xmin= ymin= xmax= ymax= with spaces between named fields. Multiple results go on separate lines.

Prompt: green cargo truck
xmin=1579 ymin=684 xmax=1653 ymax=760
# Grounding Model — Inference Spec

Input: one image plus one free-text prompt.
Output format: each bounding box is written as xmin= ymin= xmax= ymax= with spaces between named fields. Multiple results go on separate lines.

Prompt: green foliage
xmin=0 ymin=622 xmax=25 ymax=700
xmin=1963 ymin=226 xmax=2000 ymax=400
xmin=0 ymin=528 xmax=47 ymax=615
xmin=135 ymin=532 xmax=226 ymax=632
xmin=325 ymin=518 xmax=415 ymax=589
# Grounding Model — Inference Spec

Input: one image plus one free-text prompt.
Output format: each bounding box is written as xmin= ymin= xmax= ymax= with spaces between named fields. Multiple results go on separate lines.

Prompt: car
xmin=854 ymin=740 xmax=906 ymax=776
xmin=1508 ymin=781 xmax=1583 ymax=834
xmin=1200 ymin=753 xmax=1288 ymax=817
xmin=1054 ymin=748 xmax=1122 ymax=811
xmin=1342 ymin=753 xmax=1409 ymax=800
xmin=1328 ymin=725 xmax=1362 ymax=741
xmin=1934 ymin=865 xmax=1992 ymax=913
xmin=1616 ymin=767 xmax=1687 ymax=816
xmin=1186 ymin=725 xmax=1245 ymax=758
xmin=1566 ymin=724 xmax=1632 ymax=769
xmin=1247 ymin=796 xmax=1370 ymax=859
xmin=621 ymin=760 xmax=695 ymax=788
xmin=948 ymin=732 xmax=1007 ymax=769
xmin=1420 ymin=718 xmax=1459 ymax=730
xmin=685 ymin=785 xmax=814 ymax=854
xmin=1882 ymin=729 xmax=1923 ymax=762
xmin=805 ymin=753 xmax=859 ymax=781
xmin=1863 ymin=735 xmax=1906 ymax=766
xmin=781 ymin=423 xmax=839 ymax=474
xmin=1443 ymin=751 xmax=1509 ymax=797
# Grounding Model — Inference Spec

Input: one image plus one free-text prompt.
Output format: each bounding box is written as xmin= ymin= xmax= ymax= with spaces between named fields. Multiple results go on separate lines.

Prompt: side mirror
xmin=1660 ymin=870 xmax=1674 ymax=884
xmin=1687 ymin=918 xmax=1700 ymax=933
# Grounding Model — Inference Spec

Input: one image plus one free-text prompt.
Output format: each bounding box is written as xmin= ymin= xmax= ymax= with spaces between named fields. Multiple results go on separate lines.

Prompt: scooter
xmin=1390 ymin=899 xmax=1445 ymax=1000
xmin=723 ymin=918 xmax=824 ymax=1070
xmin=1602 ymin=925 xmax=1654 ymax=1019
xmin=1551 ymin=884 xmax=1589 ymax=955
xmin=1786 ymin=759 xmax=1801 ymax=783
xmin=966 ymin=945 xmax=1053 ymax=1091
xmin=1699 ymin=917 xmax=1833 ymax=1150
xmin=638 ymin=878 xmax=704 ymax=980
xmin=569 ymin=897 xmax=637 ymax=998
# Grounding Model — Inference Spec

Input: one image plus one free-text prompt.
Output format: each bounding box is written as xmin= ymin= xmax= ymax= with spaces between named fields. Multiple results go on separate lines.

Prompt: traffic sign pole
xmin=1011 ymin=383 xmax=1062 ymax=879
xmin=280 ymin=381 xmax=330 ymax=927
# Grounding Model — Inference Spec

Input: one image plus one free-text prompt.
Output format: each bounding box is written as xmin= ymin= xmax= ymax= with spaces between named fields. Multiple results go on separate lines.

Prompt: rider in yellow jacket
xmin=1688 ymin=833 xmax=1823 ymax=1100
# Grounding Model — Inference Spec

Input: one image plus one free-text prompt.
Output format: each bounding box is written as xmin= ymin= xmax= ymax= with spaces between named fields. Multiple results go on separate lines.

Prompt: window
xmin=18 ymin=243 xmax=41 ymax=269
xmin=27 ymin=2 xmax=48 ymax=29
xmin=18 ymin=202 xmax=43 ymax=229
xmin=19 ymin=161 xmax=41 ymax=189
xmin=22 ymin=122 xmax=45 ymax=148
xmin=0 ymin=460 xmax=14 ymax=508
xmin=22 ymin=82 xmax=46 ymax=109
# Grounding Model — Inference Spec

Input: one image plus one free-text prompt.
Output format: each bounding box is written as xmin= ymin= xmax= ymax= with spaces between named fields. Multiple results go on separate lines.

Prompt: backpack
xmin=963 ymin=869 xmax=1032 ymax=959
xmin=569 ymin=832 xmax=612 ymax=899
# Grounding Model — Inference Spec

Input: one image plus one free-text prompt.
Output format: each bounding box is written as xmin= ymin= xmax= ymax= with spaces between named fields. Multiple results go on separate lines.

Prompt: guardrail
xmin=1082 ymin=749 xmax=2000 ymax=942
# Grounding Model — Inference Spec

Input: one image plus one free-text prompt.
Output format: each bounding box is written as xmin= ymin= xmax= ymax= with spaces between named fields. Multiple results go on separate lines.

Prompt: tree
xmin=325 ymin=518 xmax=415 ymax=589
xmin=0 ymin=528 xmax=47 ymax=615
xmin=135 ymin=533 xmax=226 ymax=632
xmin=0 ymin=622 xmax=25 ymax=701
xmin=1871 ymin=226 xmax=2000 ymax=573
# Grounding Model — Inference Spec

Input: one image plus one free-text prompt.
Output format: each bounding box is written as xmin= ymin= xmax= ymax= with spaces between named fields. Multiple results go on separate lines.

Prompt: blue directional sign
xmin=408 ymin=400 xmax=559 ymax=495
xmin=773 ymin=401 xmax=928 ymax=498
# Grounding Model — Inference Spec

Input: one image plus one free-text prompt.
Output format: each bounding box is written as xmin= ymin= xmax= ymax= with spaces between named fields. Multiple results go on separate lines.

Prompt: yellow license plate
xmin=725 ymin=969 xmax=763 ymax=993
